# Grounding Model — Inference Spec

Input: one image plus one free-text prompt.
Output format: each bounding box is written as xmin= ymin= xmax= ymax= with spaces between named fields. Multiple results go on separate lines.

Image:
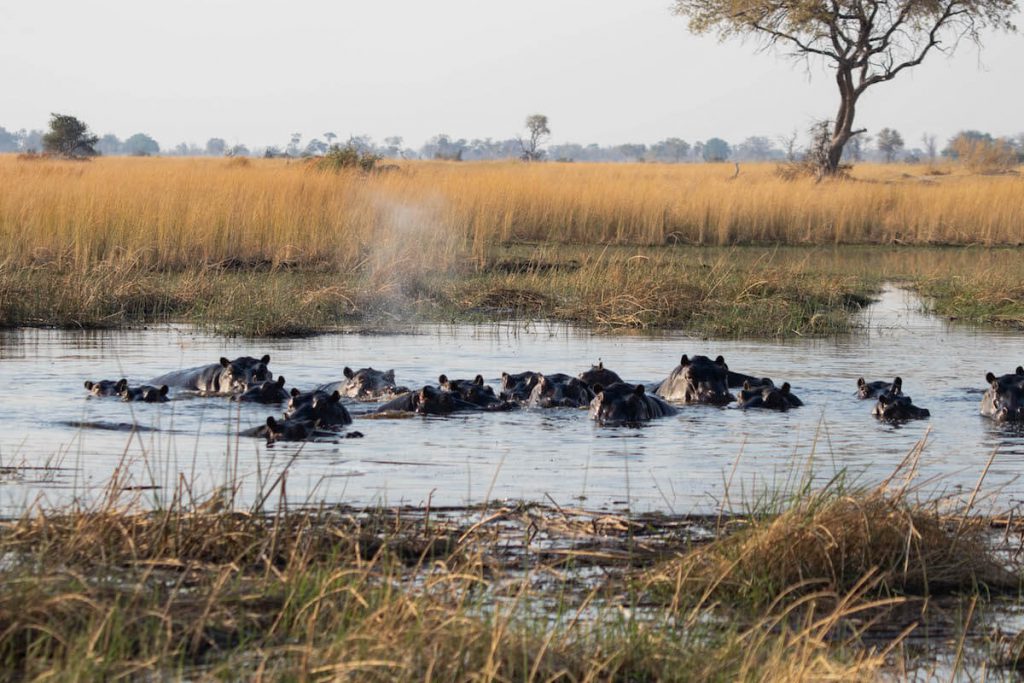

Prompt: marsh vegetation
xmin=0 ymin=156 xmax=1021 ymax=335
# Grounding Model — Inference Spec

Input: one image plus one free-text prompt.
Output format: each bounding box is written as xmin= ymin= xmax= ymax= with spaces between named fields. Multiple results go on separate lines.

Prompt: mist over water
xmin=1 ymin=286 xmax=1022 ymax=516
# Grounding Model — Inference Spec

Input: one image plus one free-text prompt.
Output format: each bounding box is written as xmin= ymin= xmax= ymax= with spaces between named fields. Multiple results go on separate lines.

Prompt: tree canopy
xmin=41 ymin=113 xmax=99 ymax=158
xmin=673 ymin=0 xmax=1018 ymax=173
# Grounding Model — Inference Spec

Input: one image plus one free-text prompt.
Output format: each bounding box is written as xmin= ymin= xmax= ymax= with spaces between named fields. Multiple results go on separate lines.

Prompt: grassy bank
xmin=1 ymin=448 xmax=1020 ymax=680
xmin=1 ymin=155 xmax=1021 ymax=335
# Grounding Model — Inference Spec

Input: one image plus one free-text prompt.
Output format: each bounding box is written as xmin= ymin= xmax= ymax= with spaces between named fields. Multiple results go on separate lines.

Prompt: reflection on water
xmin=1 ymin=287 xmax=1022 ymax=514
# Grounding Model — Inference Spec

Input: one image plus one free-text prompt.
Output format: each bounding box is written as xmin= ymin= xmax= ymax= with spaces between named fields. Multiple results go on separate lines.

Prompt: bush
xmin=951 ymin=136 xmax=1018 ymax=174
xmin=312 ymin=144 xmax=382 ymax=173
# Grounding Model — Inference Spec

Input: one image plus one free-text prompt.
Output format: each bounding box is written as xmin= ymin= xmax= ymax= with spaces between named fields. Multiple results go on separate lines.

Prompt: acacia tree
xmin=519 ymin=114 xmax=550 ymax=161
xmin=876 ymin=127 xmax=904 ymax=162
xmin=673 ymin=0 xmax=1018 ymax=175
xmin=41 ymin=113 xmax=99 ymax=158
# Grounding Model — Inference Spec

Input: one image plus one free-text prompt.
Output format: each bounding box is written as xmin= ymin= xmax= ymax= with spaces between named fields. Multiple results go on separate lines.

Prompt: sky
xmin=1 ymin=0 xmax=1021 ymax=151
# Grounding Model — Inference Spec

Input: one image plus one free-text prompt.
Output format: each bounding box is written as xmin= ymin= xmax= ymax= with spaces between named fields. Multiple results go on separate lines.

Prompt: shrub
xmin=312 ymin=143 xmax=382 ymax=173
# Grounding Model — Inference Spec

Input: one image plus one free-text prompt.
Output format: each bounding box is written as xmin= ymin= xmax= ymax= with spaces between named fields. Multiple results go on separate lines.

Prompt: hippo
xmin=980 ymin=367 xmax=1024 ymax=422
xmin=874 ymin=393 xmax=930 ymax=421
xmin=528 ymin=373 xmax=595 ymax=408
xmin=857 ymin=376 xmax=902 ymax=400
xmin=578 ymin=362 xmax=623 ymax=389
xmin=438 ymin=374 xmax=515 ymax=410
xmin=738 ymin=382 xmax=801 ymax=411
xmin=285 ymin=389 xmax=352 ymax=427
xmin=233 ymin=376 xmax=289 ymax=403
xmin=655 ymin=355 xmax=734 ymax=405
xmin=589 ymin=382 xmax=678 ymax=425
xmin=120 ymin=384 xmax=170 ymax=403
xmin=264 ymin=416 xmax=319 ymax=443
xmin=376 ymin=386 xmax=470 ymax=415
xmin=84 ymin=379 xmax=128 ymax=397
xmin=727 ymin=370 xmax=774 ymax=389
xmin=500 ymin=371 xmax=541 ymax=402
xmin=150 ymin=355 xmax=272 ymax=395
xmin=317 ymin=366 xmax=408 ymax=401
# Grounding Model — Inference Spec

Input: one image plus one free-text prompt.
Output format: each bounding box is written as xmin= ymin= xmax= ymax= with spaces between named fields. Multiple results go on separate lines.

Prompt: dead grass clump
xmin=651 ymin=481 xmax=1016 ymax=612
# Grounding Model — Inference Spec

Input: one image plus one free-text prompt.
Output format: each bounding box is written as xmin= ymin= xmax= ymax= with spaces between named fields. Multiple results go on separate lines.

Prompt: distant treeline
xmin=1 ymin=124 xmax=1021 ymax=165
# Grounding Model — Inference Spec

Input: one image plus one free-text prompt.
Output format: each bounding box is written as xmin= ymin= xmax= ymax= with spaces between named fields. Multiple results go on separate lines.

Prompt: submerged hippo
xmin=857 ymin=376 xmax=902 ymax=400
xmin=981 ymin=367 xmax=1024 ymax=422
xmin=84 ymin=379 xmax=128 ymax=397
xmin=317 ymin=366 xmax=408 ymax=401
xmin=439 ymin=374 xmax=515 ymax=410
xmin=150 ymin=355 xmax=272 ymax=395
xmin=873 ymin=393 xmax=930 ymax=421
xmin=500 ymin=371 xmax=541 ymax=402
xmin=233 ymin=376 xmax=289 ymax=403
xmin=577 ymin=362 xmax=623 ymax=389
xmin=738 ymin=382 xmax=802 ymax=411
xmin=120 ymin=384 xmax=170 ymax=403
xmin=590 ymin=383 xmax=678 ymax=425
xmin=655 ymin=355 xmax=734 ymax=405
xmin=284 ymin=389 xmax=352 ymax=427
xmin=726 ymin=370 xmax=774 ymax=389
xmin=376 ymin=386 xmax=467 ymax=415
xmin=528 ymin=373 xmax=595 ymax=408
xmin=264 ymin=416 xmax=319 ymax=443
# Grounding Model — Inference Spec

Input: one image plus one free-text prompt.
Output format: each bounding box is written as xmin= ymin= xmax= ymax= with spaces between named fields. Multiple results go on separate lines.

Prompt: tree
xmin=124 ymin=133 xmax=160 ymax=156
xmin=735 ymin=135 xmax=776 ymax=160
xmin=650 ymin=137 xmax=691 ymax=162
xmin=519 ymin=114 xmax=550 ymax=161
xmin=96 ymin=134 xmax=123 ymax=156
xmin=921 ymin=133 xmax=938 ymax=163
xmin=702 ymin=137 xmax=731 ymax=162
xmin=0 ymin=126 xmax=18 ymax=152
xmin=205 ymin=138 xmax=227 ymax=156
xmin=616 ymin=143 xmax=647 ymax=162
xmin=673 ymin=0 xmax=1018 ymax=175
xmin=41 ymin=113 xmax=99 ymax=158
xmin=324 ymin=132 xmax=337 ymax=147
xmin=876 ymin=128 xmax=905 ymax=162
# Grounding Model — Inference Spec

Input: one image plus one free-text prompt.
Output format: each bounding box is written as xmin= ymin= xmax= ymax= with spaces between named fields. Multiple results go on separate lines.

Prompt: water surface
xmin=1 ymin=287 xmax=1022 ymax=515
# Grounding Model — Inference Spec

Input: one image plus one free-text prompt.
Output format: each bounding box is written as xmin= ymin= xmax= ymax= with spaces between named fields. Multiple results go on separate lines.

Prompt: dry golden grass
xmin=1 ymin=156 xmax=1022 ymax=275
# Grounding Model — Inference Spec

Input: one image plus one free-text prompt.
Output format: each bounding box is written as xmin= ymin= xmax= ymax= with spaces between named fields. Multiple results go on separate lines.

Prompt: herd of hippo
xmin=83 ymin=353 xmax=1024 ymax=442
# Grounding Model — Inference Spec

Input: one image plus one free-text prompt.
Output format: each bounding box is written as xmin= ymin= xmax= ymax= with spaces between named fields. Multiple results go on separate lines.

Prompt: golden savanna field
xmin=2 ymin=156 xmax=1023 ymax=271
xmin=1 ymin=154 xmax=1022 ymax=335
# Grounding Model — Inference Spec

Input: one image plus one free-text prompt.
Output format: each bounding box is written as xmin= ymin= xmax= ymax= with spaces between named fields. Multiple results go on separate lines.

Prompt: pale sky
xmin=2 ymin=0 xmax=1021 ymax=151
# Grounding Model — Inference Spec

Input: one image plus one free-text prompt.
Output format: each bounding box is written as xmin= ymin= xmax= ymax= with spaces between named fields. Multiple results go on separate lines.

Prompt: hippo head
xmin=235 ymin=376 xmax=289 ymax=403
xmin=220 ymin=354 xmax=272 ymax=393
xmin=533 ymin=374 xmax=594 ymax=408
xmin=440 ymin=374 xmax=497 ymax=406
xmin=875 ymin=393 xmax=930 ymax=421
xmin=85 ymin=378 xmax=128 ymax=397
xmin=121 ymin=384 xmax=170 ymax=403
xmin=500 ymin=371 xmax=540 ymax=401
xmin=680 ymin=355 xmax=733 ymax=405
xmin=749 ymin=381 xmax=793 ymax=411
xmin=265 ymin=416 xmax=317 ymax=444
xmin=415 ymin=385 xmax=456 ymax=415
xmin=984 ymin=371 xmax=1024 ymax=422
xmin=578 ymin=361 xmax=623 ymax=389
xmin=341 ymin=366 xmax=398 ymax=399
xmin=589 ymin=382 xmax=653 ymax=425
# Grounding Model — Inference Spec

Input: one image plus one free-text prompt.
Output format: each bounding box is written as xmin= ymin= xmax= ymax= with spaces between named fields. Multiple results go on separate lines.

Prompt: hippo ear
xmin=220 ymin=357 xmax=230 ymax=368
xmin=421 ymin=386 xmax=436 ymax=398
xmin=1017 ymin=366 xmax=1024 ymax=375
xmin=474 ymin=374 xmax=484 ymax=386
xmin=781 ymin=382 xmax=790 ymax=394
xmin=598 ymin=361 xmax=604 ymax=369
xmin=277 ymin=376 xmax=286 ymax=386
xmin=893 ymin=377 xmax=903 ymax=389
xmin=84 ymin=380 xmax=94 ymax=390
xmin=715 ymin=355 xmax=725 ymax=365
xmin=330 ymin=391 xmax=341 ymax=403
xmin=384 ymin=370 xmax=395 ymax=382
xmin=680 ymin=355 xmax=690 ymax=366
xmin=857 ymin=378 xmax=865 ymax=388
xmin=592 ymin=384 xmax=603 ymax=395
xmin=986 ymin=372 xmax=997 ymax=385
xmin=266 ymin=416 xmax=278 ymax=428
xmin=438 ymin=374 xmax=448 ymax=385
xmin=502 ymin=372 xmax=509 ymax=380
xmin=344 ymin=366 xmax=354 ymax=379
xmin=743 ymin=380 xmax=751 ymax=390
xmin=634 ymin=384 xmax=645 ymax=396
xmin=261 ymin=355 xmax=270 ymax=364
xmin=116 ymin=379 xmax=128 ymax=391
xmin=291 ymin=387 xmax=301 ymax=397
xmin=160 ymin=385 xmax=169 ymax=396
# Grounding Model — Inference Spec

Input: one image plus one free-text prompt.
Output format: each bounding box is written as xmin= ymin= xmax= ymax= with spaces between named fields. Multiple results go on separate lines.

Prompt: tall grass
xmin=1 ymin=156 xmax=1022 ymax=275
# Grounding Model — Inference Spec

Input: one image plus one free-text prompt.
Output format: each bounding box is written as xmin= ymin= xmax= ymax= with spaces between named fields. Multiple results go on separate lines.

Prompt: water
xmin=1 ymin=287 xmax=1022 ymax=515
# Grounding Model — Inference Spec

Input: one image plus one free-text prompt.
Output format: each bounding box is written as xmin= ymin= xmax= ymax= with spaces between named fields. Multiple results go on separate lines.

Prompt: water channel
xmin=1 ymin=287 xmax=1022 ymax=515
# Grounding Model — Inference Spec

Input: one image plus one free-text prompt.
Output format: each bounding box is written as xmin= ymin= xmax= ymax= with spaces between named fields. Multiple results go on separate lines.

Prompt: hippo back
xmin=577 ymin=362 xmax=623 ymax=389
